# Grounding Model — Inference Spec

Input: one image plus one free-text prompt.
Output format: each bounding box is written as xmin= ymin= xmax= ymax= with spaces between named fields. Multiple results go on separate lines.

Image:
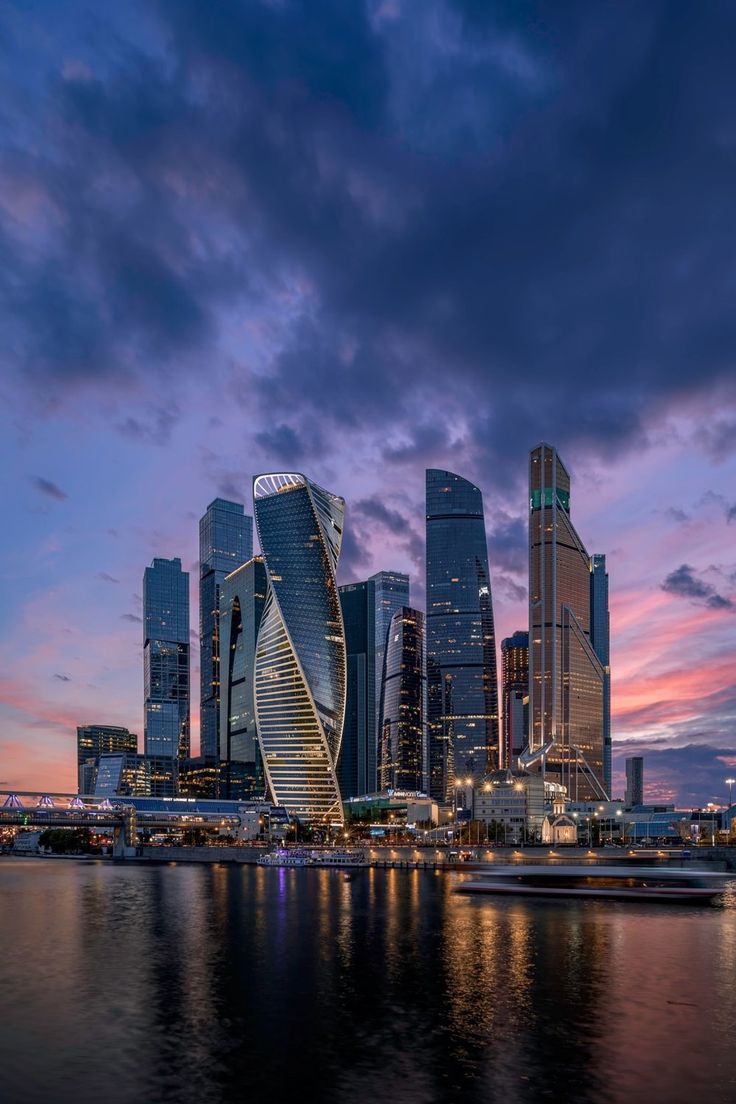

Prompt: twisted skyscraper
xmin=253 ymin=473 xmax=346 ymax=822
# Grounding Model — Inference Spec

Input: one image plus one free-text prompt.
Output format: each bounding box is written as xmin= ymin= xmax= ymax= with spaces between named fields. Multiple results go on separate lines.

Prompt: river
xmin=2 ymin=859 xmax=735 ymax=1103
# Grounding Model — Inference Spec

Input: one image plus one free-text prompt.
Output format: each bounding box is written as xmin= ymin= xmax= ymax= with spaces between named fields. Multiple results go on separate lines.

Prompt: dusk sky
xmin=1 ymin=1 xmax=735 ymax=805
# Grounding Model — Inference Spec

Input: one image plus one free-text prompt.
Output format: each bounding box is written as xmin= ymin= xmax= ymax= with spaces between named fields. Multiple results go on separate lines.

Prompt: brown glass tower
xmin=526 ymin=444 xmax=607 ymax=800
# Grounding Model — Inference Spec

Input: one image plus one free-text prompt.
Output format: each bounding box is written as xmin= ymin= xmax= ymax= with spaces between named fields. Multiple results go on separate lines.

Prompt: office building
xmin=425 ymin=468 xmax=500 ymax=802
xmin=378 ymin=607 xmax=426 ymax=792
xmin=219 ymin=557 xmax=267 ymax=799
xmin=525 ymin=444 xmax=607 ymax=800
xmin=590 ymin=553 xmax=612 ymax=796
xmin=338 ymin=570 xmax=410 ymax=799
xmin=253 ymin=472 xmax=346 ymax=823
xmin=625 ymin=756 xmax=644 ymax=807
xmin=199 ymin=499 xmax=253 ymax=761
xmin=501 ymin=632 xmax=529 ymax=768
xmin=76 ymin=725 xmax=137 ymax=792
xmin=472 ymin=770 xmax=547 ymax=844
xmin=92 ymin=752 xmax=178 ymax=798
xmin=144 ymin=557 xmax=190 ymax=760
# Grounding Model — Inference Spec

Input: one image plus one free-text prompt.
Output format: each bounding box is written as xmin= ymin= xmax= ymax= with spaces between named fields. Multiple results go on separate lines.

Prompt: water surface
xmin=2 ymin=859 xmax=735 ymax=1103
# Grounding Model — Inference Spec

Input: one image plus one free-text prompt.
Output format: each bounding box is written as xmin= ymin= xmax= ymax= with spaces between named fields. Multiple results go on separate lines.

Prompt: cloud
xmin=31 ymin=476 xmax=68 ymax=501
xmin=117 ymin=406 xmax=179 ymax=446
xmin=612 ymin=743 xmax=736 ymax=807
xmin=97 ymin=572 xmax=119 ymax=583
xmin=661 ymin=563 xmax=732 ymax=610
xmin=53 ymin=673 xmax=72 ymax=682
xmin=120 ymin=613 xmax=143 ymax=624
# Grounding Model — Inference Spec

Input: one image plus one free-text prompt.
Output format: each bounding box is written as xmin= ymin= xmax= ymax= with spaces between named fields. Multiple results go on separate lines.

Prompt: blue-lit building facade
xmin=76 ymin=725 xmax=137 ymax=792
xmin=219 ymin=556 xmax=267 ymax=799
xmin=338 ymin=570 xmax=410 ymax=799
xmin=378 ymin=607 xmax=426 ymax=792
xmin=425 ymin=469 xmax=500 ymax=802
xmin=199 ymin=499 xmax=253 ymax=762
xmin=590 ymin=553 xmax=612 ymax=796
xmin=253 ymin=473 xmax=347 ymax=823
xmin=143 ymin=557 xmax=190 ymax=760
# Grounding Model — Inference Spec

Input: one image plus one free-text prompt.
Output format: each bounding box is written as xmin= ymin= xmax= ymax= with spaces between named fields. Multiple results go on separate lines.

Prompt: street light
xmin=726 ymin=778 xmax=736 ymax=810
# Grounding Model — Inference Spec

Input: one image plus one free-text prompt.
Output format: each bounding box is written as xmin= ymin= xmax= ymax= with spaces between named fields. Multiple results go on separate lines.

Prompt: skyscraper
xmin=625 ymin=756 xmax=644 ymax=807
xmin=76 ymin=725 xmax=137 ymax=792
xmin=143 ymin=557 xmax=190 ymax=760
xmin=526 ymin=444 xmax=607 ymax=800
xmin=501 ymin=631 xmax=529 ymax=768
xmin=253 ymin=473 xmax=346 ymax=822
xmin=219 ymin=556 xmax=267 ymax=799
xmin=590 ymin=553 xmax=612 ymax=796
xmin=199 ymin=499 xmax=253 ymax=761
xmin=338 ymin=570 xmax=410 ymax=799
xmin=425 ymin=469 xmax=500 ymax=802
xmin=378 ymin=607 xmax=426 ymax=792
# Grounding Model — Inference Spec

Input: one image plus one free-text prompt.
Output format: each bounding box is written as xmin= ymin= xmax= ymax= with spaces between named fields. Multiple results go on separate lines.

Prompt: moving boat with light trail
xmin=454 ymin=865 xmax=726 ymax=903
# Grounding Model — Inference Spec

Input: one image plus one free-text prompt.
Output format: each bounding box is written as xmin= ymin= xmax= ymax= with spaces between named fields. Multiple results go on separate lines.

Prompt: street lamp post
xmin=726 ymin=779 xmax=735 ymax=841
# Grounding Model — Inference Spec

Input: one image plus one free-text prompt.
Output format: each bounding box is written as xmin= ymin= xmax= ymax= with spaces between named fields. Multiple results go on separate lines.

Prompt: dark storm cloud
xmin=31 ymin=477 xmax=68 ymax=501
xmin=353 ymin=495 xmax=423 ymax=567
xmin=661 ymin=564 xmax=733 ymax=610
xmin=3 ymin=0 xmax=736 ymax=485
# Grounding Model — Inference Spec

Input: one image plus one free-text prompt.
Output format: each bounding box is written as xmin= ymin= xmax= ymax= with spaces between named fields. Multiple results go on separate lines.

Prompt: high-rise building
xmin=219 ymin=556 xmax=267 ymax=799
xmin=526 ymin=444 xmax=607 ymax=800
xmin=590 ymin=553 xmax=612 ymax=796
xmin=143 ymin=557 xmax=190 ymax=760
xmin=253 ymin=473 xmax=346 ymax=823
xmin=338 ymin=570 xmax=410 ymax=799
xmin=501 ymin=632 xmax=529 ymax=768
xmin=425 ymin=469 xmax=500 ymax=802
xmin=378 ymin=607 xmax=426 ymax=792
xmin=199 ymin=499 xmax=253 ymax=762
xmin=93 ymin=752 xmax=178 ymax=798
xmin=76 ymin=725 xmax=137 ymax=792
xmin=625 ymin=756 xmax=644 ymax=807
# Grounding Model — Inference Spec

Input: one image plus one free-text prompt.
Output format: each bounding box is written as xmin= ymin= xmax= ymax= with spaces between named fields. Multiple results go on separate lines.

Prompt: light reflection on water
xmin=1 ymin=860 xmax=735 ymax=1104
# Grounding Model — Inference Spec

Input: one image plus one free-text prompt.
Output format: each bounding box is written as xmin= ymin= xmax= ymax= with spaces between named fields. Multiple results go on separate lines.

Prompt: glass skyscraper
xmin=219 ymin=556 xmax=267 ymax=799
xmin=76 ymin=725 xmax=137 ymax=792
xmin=501 ymin=631 xmax=529 ymax=768
xmin=253 ymin=473 xmax=346 ymax=823
xmin=526 ymin=443 xmax=607 ymax=800
xmin=199 ymin=498 xmax=253 ymax=762
xmin=589 ymin=553 xmax=612 ymax=796
xmin=378 ymin=607 xmax=426 ymax=792
xmin=143 ymin=557 xmax=190 ymax=760
xmin=425 ymin=469 xmax=500 ymax=802
xmin=338 ymin=570 xmax=410 ymax=799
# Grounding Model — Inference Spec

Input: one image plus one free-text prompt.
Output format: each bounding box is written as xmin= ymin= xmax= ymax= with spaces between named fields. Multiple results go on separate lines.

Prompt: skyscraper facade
xmin=378 ymin=607 xmax=426 ymax=792
xmin=590 ymin=553 xmax=612 ymax=796
xmin=253 ymin=473 xmax=346 ymax=822
xmin=501 ymin=631 xmax=529 ymax=768
xmin=338 ymin=570 xmax=410 ymax=799
xmin=219 ymin=556 xmax=267 ymax=799
xmin=527 ymin=444 xmax=607 ymax=800
xmin=199 ymin=499 xmax=253 ymax=761
xmin=143 ymin=557 xmax=190 ymax=759
xmin=425 ymin=469 xmax=500 ymax=802
xmin=625 ymin=756 xmax=644 ymax=807
xmin=76 ymin=725 xmax=137 ymax=792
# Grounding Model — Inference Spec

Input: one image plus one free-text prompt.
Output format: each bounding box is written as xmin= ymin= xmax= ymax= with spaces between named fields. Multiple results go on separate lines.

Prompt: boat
xmin=311 ymin=849 xmax=366 ymax=868
xmin=454 ymin=865 xmax=727 ymax=903
xmin=257 ymin=849 xmax=313 ymax=867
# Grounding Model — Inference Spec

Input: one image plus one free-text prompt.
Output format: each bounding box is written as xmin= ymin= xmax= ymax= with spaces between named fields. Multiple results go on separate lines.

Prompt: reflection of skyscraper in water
xmin=253 ymin=473 xmax=346 ymax=822
xmin=425 ymin=469 xmax=500 ymax=802
xmin=525 ymin=444 xmax=607 ymax=800
xmin=502 ymin=631 xmax=529 ymax=767
xmin=338 ymin=571 xmax=410 ymax=799
xmin=143 ymin=557 xmax=190 ymax=760
xmin=378 ymin=607 xmax=426 ymax=792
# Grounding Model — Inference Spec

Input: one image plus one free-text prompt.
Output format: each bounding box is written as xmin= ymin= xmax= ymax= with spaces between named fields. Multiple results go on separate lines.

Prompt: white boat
xmin=257 ymin=849 xmax=313 ymax=867
xmin=454 ymin=865 xmax=726 ymax=903
xmin=311 ymin=849 xmax=366 ymax=867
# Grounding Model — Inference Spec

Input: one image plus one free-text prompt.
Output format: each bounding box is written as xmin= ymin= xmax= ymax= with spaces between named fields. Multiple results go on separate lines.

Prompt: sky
xmin=1 ymin=0 xmax=735 ymax=806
